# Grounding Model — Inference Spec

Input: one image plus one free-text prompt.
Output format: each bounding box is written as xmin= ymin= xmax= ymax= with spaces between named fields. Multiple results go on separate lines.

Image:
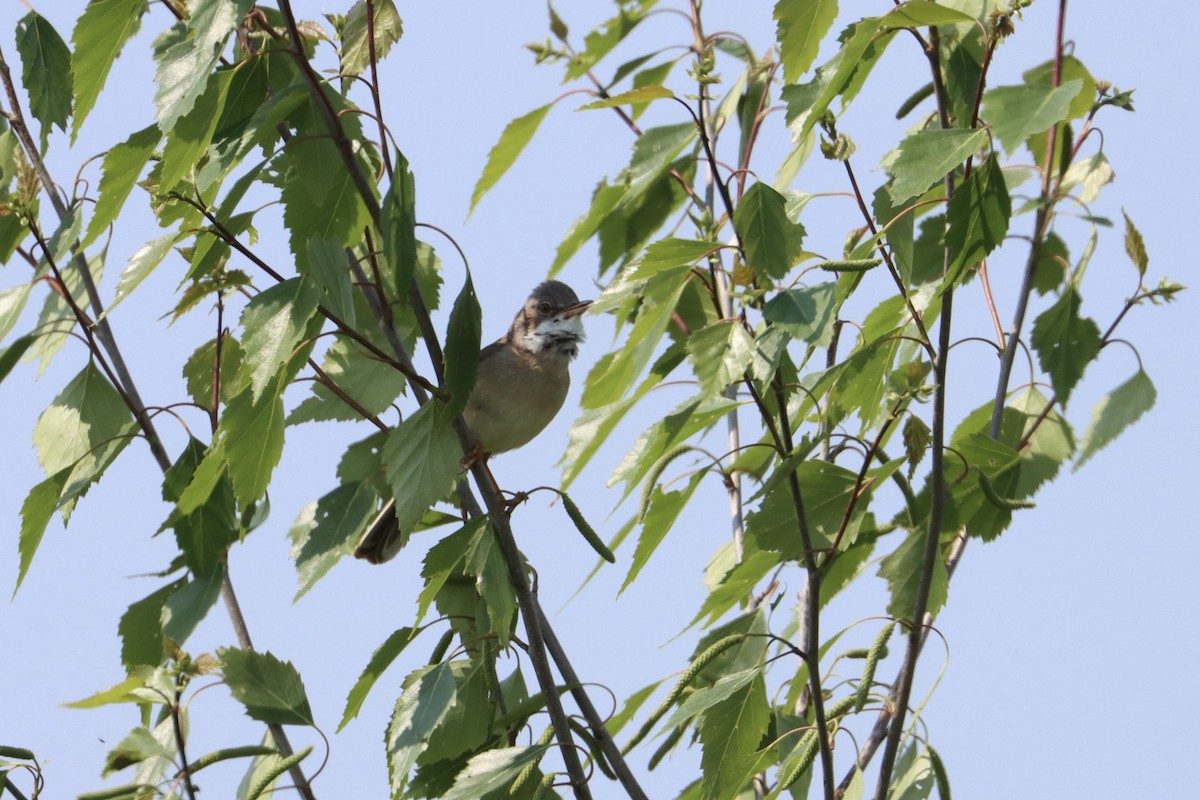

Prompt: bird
xmin=354 ymin=280 xmax=591 ymax=564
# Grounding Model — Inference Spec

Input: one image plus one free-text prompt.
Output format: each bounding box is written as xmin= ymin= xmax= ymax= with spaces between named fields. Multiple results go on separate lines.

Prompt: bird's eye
xmin=538 ymin=301 xmax=553 ymax=315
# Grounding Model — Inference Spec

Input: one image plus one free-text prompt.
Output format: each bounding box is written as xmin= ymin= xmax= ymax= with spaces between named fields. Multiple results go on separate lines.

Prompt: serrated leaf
xmin=161 ymin=567 xmax=223 ymax=647
xmin=981 ymin=79 xmax=1082 ymax=154
xmin=734 ymin=181 xmax=805 ymax=281
xmin=761 ymin=282 xmax=838 ymax=346
xmin=1122 ymin=210 xmax=1148 ymax=277
xmin=387 ymin=662 xmax=458 ymax=796
xmin=83 ymin=124 xmax=162 ymax=248
xmin=441 ymin=746 xmax=548 ymax=800
xmin=289 ymin=482 xmax=379 ymax=599
xmin=221 ymin=384 xmax=286 ymax=506
xmin=578 ymin=84 xmax=674 ymax=110
xmin=383 ymin=402 xmax=462 ymax=533
xmin=15 ymin=468 xmax=70 ymax=594
xmin=306 ymin=238 xmax=356 ymax=324
xmin=1022 ymin=56 xmax=1096 ymax=121
xmin=0 ymin=334 xmax=35 ymax=386
xmin=883 ymin=128 xmax=989 ymax=203
xmin=183 ymin=336 xmax=244 ymax=407
xmin=627 ymin=238 xmax=722 ymax=281
xmin=781 ymin=17 xmax=885 ymax=140
xmin=221 ymin=648 xmax=316 ymax=726
xmin=662 ymin=667 xmax=759 ymax=734
xmin=564 ymin=0 xmax=655 ymax=80
xmin=903 ymin=415 xmax=931 ymax=478
xmin=416 ymin=519 xmax=483 ymax=624
xmin=103 ymin=726 xmax=169 ymax=776
xmin=280 ymin=137 xmax=373 ymax=271
xmin=464 ymin=528 xmax=518 ymax=645
xmin=878 ymin=528 xmax=948 ymax=620
xmin=468 ymin=103 xmax=552 ymax=216
xmin=159 ymin=68 xmax=232 ymax=191
xmin=339 ymin=0 xmax=403 ymax=78
xmin=380 ymin=152 xmax=418 ymax=295
xmin=699 ymin=670 xmax=769 ymax=800
xmin=153 ymin=0 xmax=252 ymax=130
xmin=774 ymin=0 xmax=838 ymax=83
xmin=944 ymin=153 xmax=1010 ymax=284
xmin=16 ymin=12 xmax=73 ymax=145
xmin=70 ymin=0 xmax=147 ymax=140
xmin=239 ymin=277 xmax=320 ymax=401
xmin=623 ymin=473 xmax=704 ymax=594
xmin=119 ymin=581 xmax=181 ymax=668
xmin=882 ymin=1 xmax=977 ymax=27
xmin=1076 ymin=370 xmax=1155 ymax=469
xmin=101 ymin=233 xmax=182 ymax=320
xmin=287 ymin=335 xmax=406 ymax=425
xmin=1060 ymin=151 xmax=1114 ymax=204
xmin=687 ymin=321 xmax=754 ymax=395
xmin=0 ymin=284 xmax=33 ymax=342
xmin=32 ymin=362 xmax=133 ymax=478
xmin=1030 ymin=288 xmax=1101 ymax=405
xmin=746 ymin=460 xmax=862 ymax=558
xmin=443 ymin=275 xmax=481 ymax=416
xmin=339 ymin=626 xmax=417 ymax=731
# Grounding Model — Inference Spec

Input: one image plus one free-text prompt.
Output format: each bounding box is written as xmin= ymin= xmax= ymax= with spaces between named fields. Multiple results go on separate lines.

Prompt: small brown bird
xmin=354 ymin=280 xmax=591 ymax=563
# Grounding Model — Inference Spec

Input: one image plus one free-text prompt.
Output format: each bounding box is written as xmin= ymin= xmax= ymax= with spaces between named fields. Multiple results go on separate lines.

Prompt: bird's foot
xmin=460 ymin=440 xmax=485 ymax=470
xmin=500 ymin=490 xmax=530 ymax=517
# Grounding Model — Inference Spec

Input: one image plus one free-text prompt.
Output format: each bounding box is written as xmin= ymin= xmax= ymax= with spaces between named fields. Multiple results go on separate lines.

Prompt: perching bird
xmin=354 ymin=280 xmax=591 ymax=563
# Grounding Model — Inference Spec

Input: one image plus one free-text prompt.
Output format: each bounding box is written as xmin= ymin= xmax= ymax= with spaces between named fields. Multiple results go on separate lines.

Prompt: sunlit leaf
xmin=981 ymin=79 xmax=1081 ymax=154
xmin=16 ymin=12 xmax=73 ymax=145
xmin=945 ymin=153 xmax=1010 ymax=284
xmin=387 ymin=662 xmax=458 ymax=797
xmin=774 ymin=0 xmax=838 ymax=83
xmin=153 ymin=0 xmax=253 ymax=129
xmin=699 ymin=669 xmax=769 ymax=799
xmin=734 ymin=181 xmax=806 ymax=281
xmin=339 ymin=0 xmax=403 ymax=78
xmin=883 ymin=128 xmax=989 ymax=203
xmin=83 ymin=125 xmax=162 ymax=248
xmin=71 ymin=0 xmax=147 ymax=140
xmin=15 ymin=468 xmax=70 ymax=595
xmin=221 ymin=647 xmax=316 ymax=726
xmin=382 ymin=402 xmax=462 ymax=534
xmin=339 ymin=626 xmax=417 ymax=731
xmin=289 ymin=482 xmax=380 ymax=600
xmin=687 ymin=321 xmax=754 ymax=396
xmin=1076 ymin=370 xmax=1155 ymax=469
xmin=469 ymin=103 xmax=553 ymax=216
xmin=238 ymin=277 xmax=320 ymax=402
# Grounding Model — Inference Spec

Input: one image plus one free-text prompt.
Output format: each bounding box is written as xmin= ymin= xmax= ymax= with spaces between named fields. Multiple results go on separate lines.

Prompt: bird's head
xmin=511 ymin=280 xmax=592 ymax=359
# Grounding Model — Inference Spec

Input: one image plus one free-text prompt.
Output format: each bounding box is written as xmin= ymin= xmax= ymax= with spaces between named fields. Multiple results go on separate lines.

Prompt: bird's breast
xmin=463 ymin=345 xmax=571 ymax=455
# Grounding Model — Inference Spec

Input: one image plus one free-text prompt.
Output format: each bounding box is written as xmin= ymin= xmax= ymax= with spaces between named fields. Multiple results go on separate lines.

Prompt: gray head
xmin=510 ymin=280 xmax=591 ymax=358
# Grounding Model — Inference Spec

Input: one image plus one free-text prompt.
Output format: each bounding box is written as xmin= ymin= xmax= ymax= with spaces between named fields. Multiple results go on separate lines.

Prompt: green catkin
xmin=0 ymin=746 xmax=35 ymax=761
xmin=190 ymin=745 xmax=277 ymax=773
xmin=569 ymin=718 xmax=617 ymax=781
xmin=638 ymin=444 xmax=698 ymax=522
xmin=622 ymin=633 xmax=745 ymax=753
xmin=428 ymin=628 xmax=454 ymax=665
xmin=776 ymin=731 xmax=819 ymax=791
xmin=896 ymin=81 xmax=935 ymax=119
xmin=854 ymin=623 xmax=895 ymax=712
xmin=819 ymin=258 xmax=883 ymax=273
xmin=245 ymin=746 xmax=313 ymax=800
xmin=928 ymin=744 xmax=952 ymax=800
xmin=509 ymin=725 xmax=555 ymax=796
xmin=843 ymin=648 xmax=870 ymax=659
xmin=561 ymin=491 xmax=616 ymax=563
xmin=647 ymin=724 xmax=686 ymax=771
xmin=532 ymin=772 xmax=559 ymax=800
xmin=977 ymin=472 xmax=1036 ymax=510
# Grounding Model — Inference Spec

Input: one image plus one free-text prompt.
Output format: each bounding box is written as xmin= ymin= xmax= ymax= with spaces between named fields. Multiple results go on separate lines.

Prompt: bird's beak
xmin=558 ymin=300 xmax=592 ymax=320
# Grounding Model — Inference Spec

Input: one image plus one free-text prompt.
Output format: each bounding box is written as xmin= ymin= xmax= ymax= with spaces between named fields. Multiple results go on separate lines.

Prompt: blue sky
xmin=1 ymin=1 xmax=1195 ymax=798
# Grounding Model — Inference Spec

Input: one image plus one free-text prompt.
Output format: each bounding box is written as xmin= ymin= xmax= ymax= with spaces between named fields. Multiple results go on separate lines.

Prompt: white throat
xmin=518 ymin=315 xmax=585 ymax=358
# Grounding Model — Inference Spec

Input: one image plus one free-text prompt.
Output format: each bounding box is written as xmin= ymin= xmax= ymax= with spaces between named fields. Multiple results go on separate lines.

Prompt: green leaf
xmin=774 ymin=0 xmax=838 ymax=83
xmin=339 ymin=626 xmax=417 ymax=731
xmin=0 ymin=334 xmax=35 ymax=387
xmin=610 ymin=395 xmax=740 ymax=502
xmin=383 ymin=402 xmax=462 ymax=534
xmin=761 ymin=282 xmax=838 ymax=346
xmin=944 ymin=153 xmax=1011 ymax=284
xmin=781 ymin=17 xmax=885 ymax=140
xmin=469 ymin=103 xmax=552 ymax=216
xmin=1076 ymin=370 xmax=1155 ymax=469
xmin=220 ymin=648 xmax=316 ymax=726
xmin=564 ymin=0 xmax=655 ymax=80
xmin=734 ymin=181 xmax=806 ymax=281
xmin=884 ymin=128 xmax=989 ymax=203
xmin=623 ymin=473 xmax=705 ymax=594
xmin=289 ymin=482 xmax=380 ymax=600
xmin=981 ymin=79 xmax=1082 ymax=154
xmin=380 ymin=152 xmax=418 ymax=295
xmin=64 ymin=675 xmax=144 ymax=709
xmin=662 ymin=667 xmax=759 ymax=733
xmin=627 ymin=238 xmax=722 ymax=281
xmin=280 ymin=137 xmax=373 ymax=271
xmin=0 ymin=284 xmax=32 ymax=342
xmin=598 ymin=157 xmax=696 ymax=274
xmin=699 ymin=670 xmax=769 ymax=800
xmin=83 ymin=124 xmax=162 ymax=248
xmin=101 ymin=233 xmax=182 ymax=320
xmin=238 ymin=277 xmax=320 ymax=402
xmin=416 ymin=520 xmax=482 ymax=624
xmin=878 ymin=528 xmax=948 ymax=620
xmin=153 ymin=0 xmax=253 ymax=129
xmin=465 ymin=529 xmax=518 ymax=646
xmin=578 ymin=84 xmax=675 ymax=110
xmin=287 ymin=335 xmax=406 ymax=425
xmin=1060 ymin=151 xmax=1114 ymax=204
xmin=161 ymin=567 xmax=224 ymax=647
xmin=882 ymin=1 xmax=977 ymax=26
xmin=746 ymin=460 xmax=862 ymax=558
xmin=1030 ymin=288 xmax=1101 ymax=405
xmin=32 ymin=362 xmax=133 ymax=478
xmin=15 ymin=468 xmax=70 ymax=595
xmin=183 ymin=336 xmax=244 ymax=407
xmin=119 ymin=582 xmax=181 ymax=668
xmin=441 ymin=746 xmax=548 ymax=800
xmin=169 ymin=459 xmax=238 ymax=573
xmin=1022 ymin=55 xmax=1096 ymax=121
xmin=16 ymin=12 xmax=73 ymax=145
xmin=687 ymin=321 xmax=754 ymax=396
xmin=443 ymin=274 xmax=481 ymax=416
xmin=221 ymin=384 xmax=286 ymax=506
xmin=70 ymin=0 xmax=147 ymax=140
xmin=339 ymin=0 xmax=403 ymax=78
xmin=387 ymin=662 xmax=458 ymax=797
xmin=1122 ymin=210 xmax=1148 ymax=277
xmin=305 ymin=238 xmax=356 ymax=325
xmin=103 ymin=726 xmax=169 ymax=776
xmin=159 ymin=68 xmax=232 ymax=191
